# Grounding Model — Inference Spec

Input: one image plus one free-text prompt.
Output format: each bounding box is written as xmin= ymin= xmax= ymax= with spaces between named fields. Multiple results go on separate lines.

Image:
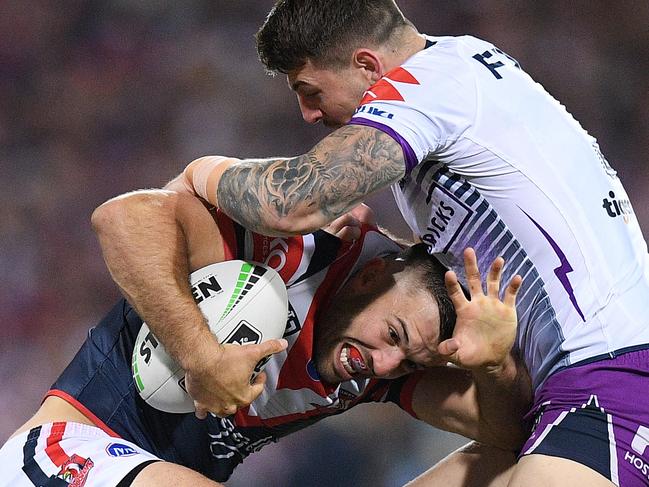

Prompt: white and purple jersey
xmin=350 ymin=35 xmax=649 ymax=390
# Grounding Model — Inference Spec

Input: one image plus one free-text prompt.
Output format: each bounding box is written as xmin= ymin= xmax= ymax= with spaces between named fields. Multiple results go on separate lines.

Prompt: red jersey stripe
xmin=44 ymin=422 xmax=68 ymax=466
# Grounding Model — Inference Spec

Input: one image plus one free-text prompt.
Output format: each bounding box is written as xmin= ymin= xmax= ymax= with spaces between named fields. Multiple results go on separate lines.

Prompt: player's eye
xmin=404 ymin=360 xmax=419 ymax=371
xmin=388 ymin=326 xmax=400 ymax=345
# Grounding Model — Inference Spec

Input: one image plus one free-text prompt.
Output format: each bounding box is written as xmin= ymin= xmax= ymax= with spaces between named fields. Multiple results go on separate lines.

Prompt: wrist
xmin=185 ymin=156 xmax=239 ymax=204
xmin=473 ymin=353 xmax=518 ymax=382
xmin=179 ymin=328 xmax=223 ymax=372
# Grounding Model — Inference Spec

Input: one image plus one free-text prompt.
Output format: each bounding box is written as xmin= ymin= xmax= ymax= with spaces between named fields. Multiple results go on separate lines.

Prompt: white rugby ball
xmin=132 ymin=260 xmax=288 ymax=413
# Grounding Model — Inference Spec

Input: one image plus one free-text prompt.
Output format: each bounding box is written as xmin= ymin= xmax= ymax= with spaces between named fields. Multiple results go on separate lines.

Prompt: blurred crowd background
xmin=1 ymin=1 xmax=648 ymax=485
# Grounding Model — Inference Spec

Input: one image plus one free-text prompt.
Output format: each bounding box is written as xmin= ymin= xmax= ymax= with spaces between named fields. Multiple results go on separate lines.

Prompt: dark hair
xmin=399 ymin=243 xmax=456 ymax=343
xmin=256 ymin=0 xmax=410 ymax=74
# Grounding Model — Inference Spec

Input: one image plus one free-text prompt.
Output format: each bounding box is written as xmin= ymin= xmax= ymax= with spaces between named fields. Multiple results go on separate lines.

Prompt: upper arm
xmin=173 ymin=193 xmax=228 ymax=272
xmin=92 ymin=190 xmax=228 ymax=273
xmin=216 ymin=124 xmax=406 ymax=235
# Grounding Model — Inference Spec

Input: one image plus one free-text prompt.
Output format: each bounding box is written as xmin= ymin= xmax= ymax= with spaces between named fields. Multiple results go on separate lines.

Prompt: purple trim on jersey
xmin=521 ymin=348 xmax=649 ymax=486
xmin=520 ymin=208 xmax=586 ymax=321
xmin=348 ymin=117 xmax=418 ymax=175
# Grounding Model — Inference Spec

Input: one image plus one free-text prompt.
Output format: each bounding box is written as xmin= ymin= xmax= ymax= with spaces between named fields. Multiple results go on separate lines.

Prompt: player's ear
xmin=352 ymin=48 xmax=384 ymax=84
xmin=350 ymin=257 xmax=387 ymax=295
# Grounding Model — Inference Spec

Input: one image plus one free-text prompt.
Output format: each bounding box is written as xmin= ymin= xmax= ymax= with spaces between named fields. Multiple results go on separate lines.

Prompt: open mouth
xmin=340 ymin=344 xmax=368 ymax=376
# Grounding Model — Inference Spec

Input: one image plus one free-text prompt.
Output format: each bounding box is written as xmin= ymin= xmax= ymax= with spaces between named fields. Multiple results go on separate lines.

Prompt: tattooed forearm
xmin=217 ymin=125 xmax=405 ymax=235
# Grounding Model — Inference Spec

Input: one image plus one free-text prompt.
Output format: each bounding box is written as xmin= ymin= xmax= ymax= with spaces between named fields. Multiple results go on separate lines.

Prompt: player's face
xmin=287 ymin=60 xmax=370 ymax=129
xmin=314 ymin=266 xmax=447 ymax=385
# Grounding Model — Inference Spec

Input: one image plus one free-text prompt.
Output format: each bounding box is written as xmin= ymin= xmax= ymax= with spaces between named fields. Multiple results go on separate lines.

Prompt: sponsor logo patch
xmin=191 ymin=275 xmax=223 ymax=304
xmin=602 ymin=191 xmax=633 ymax=223
xmin=224 ymin=320 xmax=262 ymax=345
xmin=56 ymin=454 xmax=94 ymax=486
xmin=106 ymin=443 xmax=139 ymax=457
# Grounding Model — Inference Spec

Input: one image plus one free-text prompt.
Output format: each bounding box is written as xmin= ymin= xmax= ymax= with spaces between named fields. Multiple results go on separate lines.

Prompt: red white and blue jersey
xmin=48 ymin=213 xmax=419 ymax=482
xmin=350 ymin=35 xmax=649 ymax=391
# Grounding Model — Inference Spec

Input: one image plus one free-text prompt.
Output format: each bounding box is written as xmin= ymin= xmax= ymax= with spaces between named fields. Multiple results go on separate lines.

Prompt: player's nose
xmin=370 ymin=348 xmax=406 ymax=378
xmin=297 ymin=97 xmax=323 ymax=124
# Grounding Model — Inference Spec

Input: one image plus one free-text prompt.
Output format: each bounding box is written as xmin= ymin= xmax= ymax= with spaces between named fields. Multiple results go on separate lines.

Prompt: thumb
xmin=260 ymin=338 xmax=288 ymax=355
xmin=255 ymin=338 xmax=288 ymax=357
xmin=438 ymin=338 xmax=460 ymax=361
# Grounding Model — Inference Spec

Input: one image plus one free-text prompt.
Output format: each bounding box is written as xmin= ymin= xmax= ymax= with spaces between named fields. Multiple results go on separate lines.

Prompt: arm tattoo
xmin=217 ymin=125 xmax=406 ymax=234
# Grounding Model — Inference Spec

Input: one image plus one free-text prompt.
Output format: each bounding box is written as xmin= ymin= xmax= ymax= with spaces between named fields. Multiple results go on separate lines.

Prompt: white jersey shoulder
xmin=351 ymin=35 xmax=649 ymax=389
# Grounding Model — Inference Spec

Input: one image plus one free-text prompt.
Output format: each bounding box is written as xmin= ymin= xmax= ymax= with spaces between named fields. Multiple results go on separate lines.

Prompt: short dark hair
xmin=256 ymin=0 xmax=410 ymax=74
xmin=399 ymin=243 xmax=457 ymax=343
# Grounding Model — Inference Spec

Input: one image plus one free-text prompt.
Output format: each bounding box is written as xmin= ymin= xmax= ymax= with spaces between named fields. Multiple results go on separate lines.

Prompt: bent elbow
xmin=91 ymin=190 xmax=177 ymax=237
xmin=91 ymin=198 xmax=124 ymax=237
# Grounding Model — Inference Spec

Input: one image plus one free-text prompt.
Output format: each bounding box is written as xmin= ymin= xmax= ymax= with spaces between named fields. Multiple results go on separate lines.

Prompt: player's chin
xmin=322 ymin=119 xmax=345 ymax=130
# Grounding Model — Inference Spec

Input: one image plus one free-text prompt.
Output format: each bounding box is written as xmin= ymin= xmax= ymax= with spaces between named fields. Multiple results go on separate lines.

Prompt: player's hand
xmin=184 ymin=336 xmax=288 ymax=419
xmin=438 ymin=248 xmax=522 ymax=370
xmin=322 ymin=203 xmax=376 ymax=241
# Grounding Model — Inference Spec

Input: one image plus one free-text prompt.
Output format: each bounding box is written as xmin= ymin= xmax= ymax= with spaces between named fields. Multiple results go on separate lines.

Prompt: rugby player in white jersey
xmin=164 ymin=1 xmax=649 ymax=486
xmin=0 ymin=190 xmax=527 ymax=486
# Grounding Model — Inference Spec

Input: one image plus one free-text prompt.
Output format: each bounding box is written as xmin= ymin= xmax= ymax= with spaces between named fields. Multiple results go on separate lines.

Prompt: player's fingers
xmin=437 ymin=338 xmax=460 ymax=363
xmin=503 ymin=274 xmax=523 ymax=307
xmin=221 ymin=404 xmax=237 ymax=417
xmin=243 ymin=338 xmax=287 ymax=363
xmin=194 ymin=403 xmax=209 ymax=420
xmin=248 ymin=379 xmax=268 ymax=404
xmin=255 ymin=338 xmax=288 ymax=357
xmin=334 ymin=225 xmax=362 ymax=242
xmin=209 ymin=405 xmax=237 ymax=419
xmin=445 ymin=270 xmax=468 ymax=308
xmin=463 ymin=248 xmax=484 ymax=297
xmin=251 ymin=370 xmax=267 ymax=387
xmin=486 ymin=256 xmax=504 ymax=297
xmin=350 ymin=203 xmax=376 ymax=226
xmin=324 ymin=213 xmax=359 ymax=236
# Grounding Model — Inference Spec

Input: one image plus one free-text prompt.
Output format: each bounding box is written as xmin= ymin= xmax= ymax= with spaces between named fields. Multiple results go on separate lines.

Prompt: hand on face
xmin=438 ymin=248 xmax=522 ymax=370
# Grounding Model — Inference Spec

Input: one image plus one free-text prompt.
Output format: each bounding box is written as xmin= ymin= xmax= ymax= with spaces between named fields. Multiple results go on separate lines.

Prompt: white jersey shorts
xmin=0 ymin=422 xmax=160 ymax=486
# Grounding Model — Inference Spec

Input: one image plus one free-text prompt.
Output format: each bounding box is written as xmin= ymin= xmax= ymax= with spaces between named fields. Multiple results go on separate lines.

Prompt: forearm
xmin=91 ymin=190 xmax=219 ymax=370
xmin=182 ymin=125 xmax=405 ymax=236
xmin=471 ymin=353 xmax=532 ymax=449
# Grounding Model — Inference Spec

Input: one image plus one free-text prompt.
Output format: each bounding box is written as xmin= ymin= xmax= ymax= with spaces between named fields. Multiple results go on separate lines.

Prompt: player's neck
xmin=382 ymin=28 xmax=427 ymax=71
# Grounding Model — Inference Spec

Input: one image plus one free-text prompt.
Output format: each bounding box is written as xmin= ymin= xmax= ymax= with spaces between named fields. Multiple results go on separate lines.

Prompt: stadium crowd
xmin=1 ymin=1 xmax=647 ymax=485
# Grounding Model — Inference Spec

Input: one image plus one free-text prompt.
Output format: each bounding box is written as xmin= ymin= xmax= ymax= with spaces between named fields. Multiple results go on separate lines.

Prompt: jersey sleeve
xmin=361 ymin=372 xmax=426 ymax=419
xmin=348 ymin=37 xmax=479 ymax=175
xmin=213 ymin=209 xmax=309 ymax=286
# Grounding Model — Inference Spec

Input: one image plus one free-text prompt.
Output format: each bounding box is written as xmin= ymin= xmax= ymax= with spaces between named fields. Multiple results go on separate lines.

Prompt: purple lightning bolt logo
xmin=521 ymin=208 xmax=586 ymax=321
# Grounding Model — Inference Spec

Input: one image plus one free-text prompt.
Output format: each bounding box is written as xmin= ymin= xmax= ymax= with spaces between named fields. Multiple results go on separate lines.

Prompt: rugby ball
xmin=131 ymin=260 xmax=288 ymax=413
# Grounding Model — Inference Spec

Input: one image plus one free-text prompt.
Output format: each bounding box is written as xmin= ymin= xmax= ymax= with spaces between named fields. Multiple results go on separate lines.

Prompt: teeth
xmin=340 ymin=346 xmax=354 ymax=375
xmin=340 ymin=345 xmax=367 ymax=375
